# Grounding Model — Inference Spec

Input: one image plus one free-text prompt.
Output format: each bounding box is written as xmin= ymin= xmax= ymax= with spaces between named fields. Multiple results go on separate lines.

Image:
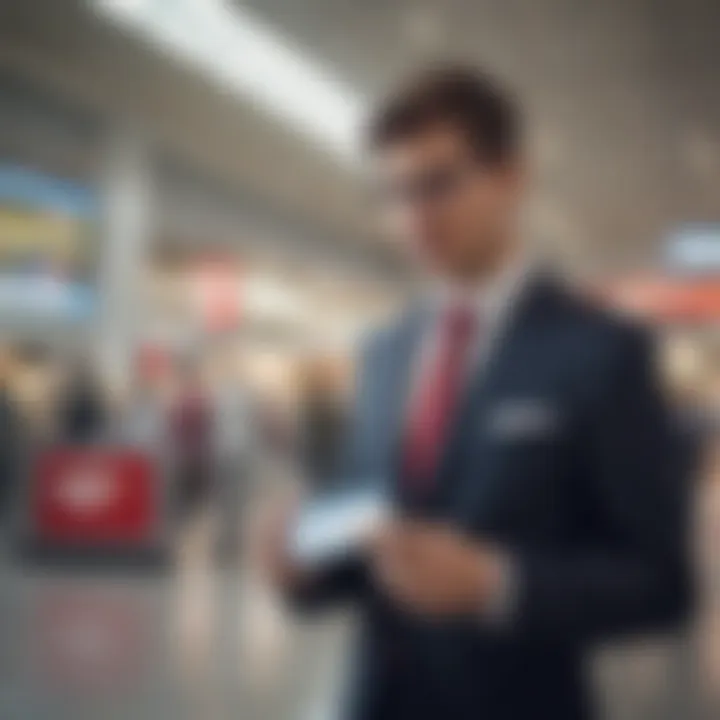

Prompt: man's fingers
xmin=373 ymin=517 xmax=431 ymax=553
xmin=370 ymin=521 xmax=497 ymax=618
xmin=376 ymin=562 xmax=446 ymax=616
xmin=370 ymin=517 xmax=405 ymax=559
xmin=374 ymin=553 xmax=425 ymax=608
xmin=373 ymin=530 xmax=438 ymax=611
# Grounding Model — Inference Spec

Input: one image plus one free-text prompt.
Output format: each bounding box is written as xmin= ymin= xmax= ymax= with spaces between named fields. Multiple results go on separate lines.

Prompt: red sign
xmin=599 ymin=275 xmax=720 ymax=322
xmin=192 ymin=256 xmax=241 ymax=332
xmin=32 ymin=448 xmax=159 ymax=544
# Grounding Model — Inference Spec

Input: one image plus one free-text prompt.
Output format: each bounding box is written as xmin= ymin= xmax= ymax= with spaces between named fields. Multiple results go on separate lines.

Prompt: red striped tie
xmin=402 ymin=303 xmax=477 ymax=488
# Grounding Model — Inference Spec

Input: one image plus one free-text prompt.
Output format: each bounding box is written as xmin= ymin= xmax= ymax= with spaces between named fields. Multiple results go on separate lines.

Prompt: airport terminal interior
xmin=0 ymin=1 xmax=719 ymax=718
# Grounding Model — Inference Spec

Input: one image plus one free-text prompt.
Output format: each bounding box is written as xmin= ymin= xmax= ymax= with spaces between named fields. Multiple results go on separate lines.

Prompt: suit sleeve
xmin=286 ymin=335 xmax=379 ymax=612
xmin=514 ymin=327 xmax=694 ymax=644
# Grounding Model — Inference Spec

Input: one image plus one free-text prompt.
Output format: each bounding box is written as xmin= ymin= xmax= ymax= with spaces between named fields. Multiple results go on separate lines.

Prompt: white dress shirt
xmin=408 ymin=254 xmax=533 ymax=415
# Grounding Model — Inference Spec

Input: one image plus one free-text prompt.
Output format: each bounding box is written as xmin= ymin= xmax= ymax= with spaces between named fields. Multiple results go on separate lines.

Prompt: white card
xmin=289 ymin=488 xmax=389 ymax=566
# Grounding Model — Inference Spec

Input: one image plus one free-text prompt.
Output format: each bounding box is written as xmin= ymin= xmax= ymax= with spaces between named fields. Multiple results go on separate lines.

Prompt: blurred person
xmin=119 ymin=359 xmax=170 ymax=454
xmin=298 ymin=356 xmax=349 ymax=491
xmin=255 ymin=65 xmax=692 ymax=720
xmin=169 ymin=359 xmax=213 ymax=519
xmin=663 ymin=337 xmax=714 ymax=485
xmin=259 ymin=390 xmax=299 ymax=466
xmin=0 ymin=351 xmax=23 ymax=524
xmin=56 ymin=358 xmax=109 ymax=444
xmin=696 ymin=380 xmax=720 ymax=710
xmin=210 ymin=349 xmax=258 ymax=562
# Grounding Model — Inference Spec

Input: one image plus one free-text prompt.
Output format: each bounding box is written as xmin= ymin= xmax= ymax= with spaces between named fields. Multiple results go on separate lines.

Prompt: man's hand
xmin=371 ymin=519 xmax=507 ymax=619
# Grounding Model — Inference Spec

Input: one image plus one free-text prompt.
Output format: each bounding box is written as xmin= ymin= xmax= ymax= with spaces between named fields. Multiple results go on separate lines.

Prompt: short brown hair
xmin=368 ymin=65 xmax=521 ymax=164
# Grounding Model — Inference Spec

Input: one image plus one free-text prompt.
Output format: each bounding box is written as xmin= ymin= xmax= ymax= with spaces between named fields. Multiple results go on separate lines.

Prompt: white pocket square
xmin=485 ymin=399 xmax=562 ymax=441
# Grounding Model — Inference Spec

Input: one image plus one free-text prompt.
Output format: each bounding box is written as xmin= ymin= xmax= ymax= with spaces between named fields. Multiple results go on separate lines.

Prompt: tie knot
xmin=443 ymin=303 xmax=476 ymax=340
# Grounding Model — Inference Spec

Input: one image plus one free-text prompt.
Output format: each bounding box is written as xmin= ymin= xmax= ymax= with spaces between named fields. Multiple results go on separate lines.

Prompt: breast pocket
xmin=454 ymin=417 xmax=572 ymax=541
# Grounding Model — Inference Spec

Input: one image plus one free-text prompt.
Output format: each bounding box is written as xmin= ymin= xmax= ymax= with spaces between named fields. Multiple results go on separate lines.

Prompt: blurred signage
xmin=136 ymin=343 xmax=171 ymax=380
xmin=602 ymin=275 xmax=720 ymax=322
xmin=0 ymin=164 xmax=98 ymax=322
xmin=32 ymin=448 xmax=159 ymax=544
xmin=665 ymin=224 xmax=720 ymax=274
xmin=191 ymin=256 xmax=242 ymax=332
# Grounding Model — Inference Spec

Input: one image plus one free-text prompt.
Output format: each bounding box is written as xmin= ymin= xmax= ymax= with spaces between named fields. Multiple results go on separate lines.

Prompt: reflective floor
xmin=0 ymin=511 xmax=717 ymax=720
xmin=0 ymin=510 xmax=350 ymax=720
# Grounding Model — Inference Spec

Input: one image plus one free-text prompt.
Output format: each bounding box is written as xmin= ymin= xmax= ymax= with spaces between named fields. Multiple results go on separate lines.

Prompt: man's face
xmin=373 ymin=125 xmax=522 ymax=279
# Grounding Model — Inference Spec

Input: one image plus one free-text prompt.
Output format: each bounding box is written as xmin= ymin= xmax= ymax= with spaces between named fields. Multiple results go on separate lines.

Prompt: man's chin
xmin=421 ymin=255 xmax=473 ymax=280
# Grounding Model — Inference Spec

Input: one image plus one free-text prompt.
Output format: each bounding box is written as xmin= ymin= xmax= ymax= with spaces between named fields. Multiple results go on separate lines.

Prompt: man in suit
xmin=257 ymin=65 xmax=691 ymax=720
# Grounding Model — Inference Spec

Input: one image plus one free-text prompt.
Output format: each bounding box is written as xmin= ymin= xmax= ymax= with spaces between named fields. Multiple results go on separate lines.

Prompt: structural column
xmin=97 ymin=128 xmax=154 ymax=388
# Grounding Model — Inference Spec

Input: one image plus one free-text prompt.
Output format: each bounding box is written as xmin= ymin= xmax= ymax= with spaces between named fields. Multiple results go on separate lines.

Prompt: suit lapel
xmin=433 ymin=272 xmax=558 ymax=507
xmin=377 ymin=304 xmax=429 ymax=499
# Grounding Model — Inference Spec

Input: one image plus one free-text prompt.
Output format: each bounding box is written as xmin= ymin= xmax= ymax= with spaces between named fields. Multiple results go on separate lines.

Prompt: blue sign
xmin=0 ymin=164 xmax=99 ymax=323
xmin=665 ymin=224 xmax=720 ymax=275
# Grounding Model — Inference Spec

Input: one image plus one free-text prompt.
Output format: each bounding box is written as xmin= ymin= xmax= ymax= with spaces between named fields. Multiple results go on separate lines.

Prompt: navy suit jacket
xmin=292 ymin=273 xmax=692 ymax=720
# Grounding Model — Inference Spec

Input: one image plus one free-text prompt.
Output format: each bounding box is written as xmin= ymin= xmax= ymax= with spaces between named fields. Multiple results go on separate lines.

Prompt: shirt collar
xmin=427 ymin=252 xmax=533 ymax=331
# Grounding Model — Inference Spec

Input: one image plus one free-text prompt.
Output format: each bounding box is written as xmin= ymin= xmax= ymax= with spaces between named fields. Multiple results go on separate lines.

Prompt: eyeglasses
xmin=370 ymin=160 xmax=482 ymax=207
